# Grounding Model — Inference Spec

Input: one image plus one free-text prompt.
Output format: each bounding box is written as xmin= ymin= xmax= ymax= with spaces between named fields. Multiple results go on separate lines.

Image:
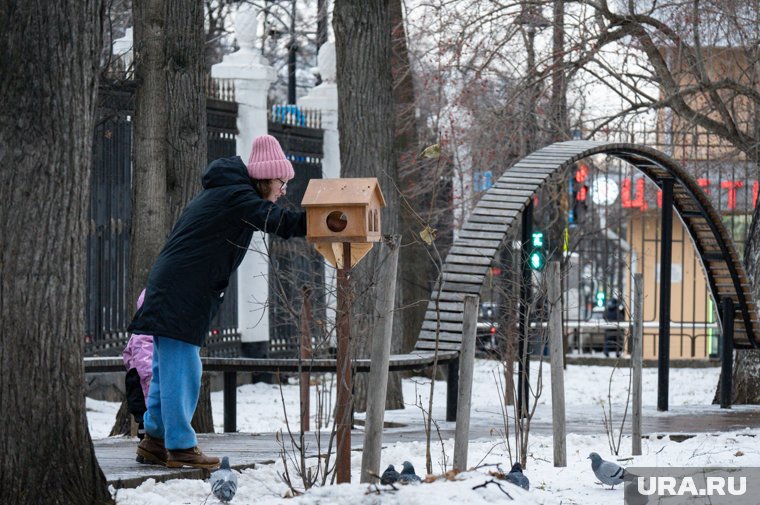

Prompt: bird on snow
xmin=209 ymin=456 xmax=238 ymax=503
xmin=398 ymin=461 xmax=422 ymax=484
xmin=588 ymin=452 xmax=626 ymax=489
xmin=505 ymin=462 xmax=530 ymax=490
xmin=380 ymin=464 xmax=400 ymax=485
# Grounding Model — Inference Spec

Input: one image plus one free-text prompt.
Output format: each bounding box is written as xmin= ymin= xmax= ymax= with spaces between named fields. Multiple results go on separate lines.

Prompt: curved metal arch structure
xmin=414 ymin=140 xmax=759 ymax=354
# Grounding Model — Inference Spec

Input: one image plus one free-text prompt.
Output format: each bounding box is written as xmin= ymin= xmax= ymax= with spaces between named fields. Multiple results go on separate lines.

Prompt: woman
xmin=128 ymin=135 xmax=305 ymax=469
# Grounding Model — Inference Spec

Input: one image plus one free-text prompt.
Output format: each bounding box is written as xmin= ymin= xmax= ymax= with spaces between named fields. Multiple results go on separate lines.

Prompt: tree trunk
xmin=131 ymin=0 xmax=170 ymax=304
xmin=0 ymin=2 xmax=113 ymax=504
xmin=393 ymin=0 xmax=432 ymax=359
xmin=116 ymin=0 xmax=213 ymax=435
xmin=334 ymin=0 xmax=402 ymax=411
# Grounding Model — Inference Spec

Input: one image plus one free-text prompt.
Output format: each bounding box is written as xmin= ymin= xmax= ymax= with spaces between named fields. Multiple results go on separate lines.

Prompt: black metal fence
xmin=85 ymin=81 xmax=239 ymax=356
xmin=267 ymin=105 xmax=327 ymax=358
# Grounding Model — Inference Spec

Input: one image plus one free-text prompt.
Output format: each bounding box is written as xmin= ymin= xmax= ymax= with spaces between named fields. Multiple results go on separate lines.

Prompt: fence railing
xmin=267 ymin=104 xmax=327 ymax=358
xmin=85 ymin=80 xmax=239 ymax=356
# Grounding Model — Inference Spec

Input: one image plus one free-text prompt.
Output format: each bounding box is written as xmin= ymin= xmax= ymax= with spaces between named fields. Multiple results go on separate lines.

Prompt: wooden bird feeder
xmin=302 ymin=177 xmax=386 ymax=267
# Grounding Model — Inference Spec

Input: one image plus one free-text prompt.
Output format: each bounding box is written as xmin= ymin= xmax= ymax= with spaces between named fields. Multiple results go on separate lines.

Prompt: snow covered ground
xmin=86 ymin=360 xmax=760 ymax=504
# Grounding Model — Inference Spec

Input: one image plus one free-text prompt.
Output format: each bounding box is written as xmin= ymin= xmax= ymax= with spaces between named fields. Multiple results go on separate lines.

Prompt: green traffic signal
xmin=595 ymin=291 xmax=606 ymax=307
xmin=531 ymin=231 xmax=544 ymax=248
xmin=529 ymin=250 xmax=545 ymax=270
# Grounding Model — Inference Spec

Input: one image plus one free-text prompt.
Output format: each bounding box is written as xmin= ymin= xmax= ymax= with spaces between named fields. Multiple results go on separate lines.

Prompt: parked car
xmin=477 ymin=302 xmax=500 ymax=353
xmin=568 ymin=303 xmax=627 ymax=354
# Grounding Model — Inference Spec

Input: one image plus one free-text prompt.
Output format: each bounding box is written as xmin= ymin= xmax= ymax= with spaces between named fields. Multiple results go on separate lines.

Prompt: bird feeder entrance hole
xmin=302 ymin=178 xmax=387 ymax=269
xmin=326 ymin=211 xmax=348 ymax=232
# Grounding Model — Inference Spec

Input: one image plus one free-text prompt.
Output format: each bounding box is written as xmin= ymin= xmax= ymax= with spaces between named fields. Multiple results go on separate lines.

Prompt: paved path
xmin=96 ymin=405 xmax=760 ymax=489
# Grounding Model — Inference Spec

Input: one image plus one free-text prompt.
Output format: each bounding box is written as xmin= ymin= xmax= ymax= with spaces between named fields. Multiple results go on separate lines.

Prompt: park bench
xmin=84 ymin=350 xmax=460 ymax=432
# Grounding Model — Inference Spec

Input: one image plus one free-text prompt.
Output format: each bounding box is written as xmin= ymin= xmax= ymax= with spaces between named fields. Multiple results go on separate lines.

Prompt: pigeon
xmin=209 ymin=456 xmax=238 ymax=503
xmin=398 ymin=461 xmax=422 ymax=484
xmin=380 ymin=464 xmax=400 ymax=485
xmin=588 ymin=452 xmax=626 ymax=489
xmin=505 ymin=462 xmax=530 ymax=490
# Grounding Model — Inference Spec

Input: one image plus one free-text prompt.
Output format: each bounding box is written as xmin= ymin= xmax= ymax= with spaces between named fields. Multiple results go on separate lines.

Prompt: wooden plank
xmin=477 ymin=196 xmax=528 ymax=209
xmin=475 ymin=199 xmax=527 ymax=211
xmin=442 ymin=262 xmax=491 ymax=275
xmin=425 ymin=301 xmax=465 ymax=312
xmin=434 ymin=291 xmax=467 ymax=302
xmin=453 ymin=295 xmax=479 ymax=472
xmin=456 ymin=229 xmax=505 ymax=241
xmin=416 ymin=332 xmax=464 ymax=344
xmin=423 ymin=310 xmax=465 ymax=323
xmin=461 ymin=221 xmax=510 ymax=232
xmin=471 ymin=208 xmax=520 ymax=220
xmin=632 ymin=273 xmax=643 ymax=456
xmin=421 ymin=320 xmax=463 ymax=332
xmin=414 ymin=340 xmax=464 ymax=352
xmin=493 ymin=182 xmax=542 ymax=192
xmin=448 ymin=238 xmax=501 ymax=249
xmin=444 ymin=253 xmax=493 ymax=266
xmin=485 ymin=187 xmax=536 ymax=197
xmin=442 ymin=272 xmax=487 ymax=284
xmin=447 ymin=246 xmax=497 ymax=259
xmin=547 ymin=262 xmax=566 ymax=467
xmin=439 ymin=281 xmax=481 ymax=294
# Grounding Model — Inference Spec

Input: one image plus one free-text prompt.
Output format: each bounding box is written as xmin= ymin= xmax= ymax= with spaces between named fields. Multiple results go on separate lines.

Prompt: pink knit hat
xmin=246 ymin=135 xmax=294 ymax=180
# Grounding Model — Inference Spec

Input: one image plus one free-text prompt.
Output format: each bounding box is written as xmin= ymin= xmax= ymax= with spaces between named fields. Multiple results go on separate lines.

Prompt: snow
xmin=89 ymin=360 xmax=760 ymax=504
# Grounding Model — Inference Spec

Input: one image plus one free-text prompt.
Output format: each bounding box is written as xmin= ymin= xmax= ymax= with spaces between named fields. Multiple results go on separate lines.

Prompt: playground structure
xmin=84 ymin=140 xmax=760 ymax=485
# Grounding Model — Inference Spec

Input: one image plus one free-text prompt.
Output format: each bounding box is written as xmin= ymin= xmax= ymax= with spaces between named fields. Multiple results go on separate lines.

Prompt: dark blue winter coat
xmin=127 ymin=156 xmax=306 ymax=346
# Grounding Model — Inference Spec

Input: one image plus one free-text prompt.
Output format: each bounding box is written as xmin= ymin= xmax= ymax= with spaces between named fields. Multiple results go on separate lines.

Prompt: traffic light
xmin=595 ymin=291 xmax=606 ymax=308
xmin=528 ymin=231 xmax=545 ymax=271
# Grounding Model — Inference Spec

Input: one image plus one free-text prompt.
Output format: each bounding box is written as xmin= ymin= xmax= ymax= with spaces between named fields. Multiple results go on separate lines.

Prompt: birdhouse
xmin=302 ymin=177 xmax=386 ymax=268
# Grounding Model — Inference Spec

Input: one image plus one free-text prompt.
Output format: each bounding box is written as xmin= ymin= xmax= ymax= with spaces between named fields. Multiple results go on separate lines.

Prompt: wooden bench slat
xmin=414 ymin=341 xmax=464 ymax=352
xmin=444 ymin=254 xmax=492 ymax=266
xmin=442 ymin=262 xmax=491 ymax=275
xmin=421 ymin=320 xmax=463 ymax=332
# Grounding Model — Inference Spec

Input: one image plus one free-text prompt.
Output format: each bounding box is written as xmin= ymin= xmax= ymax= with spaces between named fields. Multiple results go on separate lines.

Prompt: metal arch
xmin=417 ymin=140 xmax=758 ymax=353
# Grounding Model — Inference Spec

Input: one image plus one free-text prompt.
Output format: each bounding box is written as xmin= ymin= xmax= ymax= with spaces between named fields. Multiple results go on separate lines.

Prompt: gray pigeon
xmin=588 ymin=452 xmax=626 ymax=489
xmin=209 ymin=456 xmax=238 ymax=503
xmin=505 ymin=462 xmax=529 ymax=490
xmin=380 ymin=464 xmax=400 ymax=485
xmin=398 ymin=461 xmax=421 ymax=484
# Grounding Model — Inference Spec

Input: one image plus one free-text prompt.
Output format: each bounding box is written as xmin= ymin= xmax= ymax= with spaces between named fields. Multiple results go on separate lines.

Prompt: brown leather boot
xmin=167 ymin=446 xmax=220 ymax=469
xmin=136 ymin=435 xmax=168 ymax=466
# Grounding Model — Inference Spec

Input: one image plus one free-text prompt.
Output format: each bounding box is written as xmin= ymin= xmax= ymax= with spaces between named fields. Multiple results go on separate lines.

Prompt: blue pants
xmin=143 ymin=336 xmax=202 ymax=450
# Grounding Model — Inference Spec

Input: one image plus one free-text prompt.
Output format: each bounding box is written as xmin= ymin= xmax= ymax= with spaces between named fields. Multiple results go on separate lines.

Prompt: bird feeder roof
xmin=301 ymin=178 xmax=386 ymax=208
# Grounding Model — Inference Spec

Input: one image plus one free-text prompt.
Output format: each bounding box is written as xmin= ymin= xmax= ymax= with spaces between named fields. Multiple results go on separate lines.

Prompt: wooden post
xmin=300 ymin=286 xmax=313 ymax=434
xmin=360 ymin=236 xmax=400 ymax=483
xmin=336 ymin=242 xmax=353 ymax=483
xmin=547 ymin=262 xmax=566 ymax=467
xmin=631 ymin=273 xmax=643 ymax=456
xmin=453 ymin=294 xmax=479 ymax=472
xmin=446 ymin=360 xmax=459 ymax=422
xmin=223 ymin=371 xmax=236 ymax=433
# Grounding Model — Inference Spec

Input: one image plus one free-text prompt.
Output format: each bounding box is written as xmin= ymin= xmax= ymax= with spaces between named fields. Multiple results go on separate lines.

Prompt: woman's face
xmin=266 ymin=178 xmax=288 ymax=203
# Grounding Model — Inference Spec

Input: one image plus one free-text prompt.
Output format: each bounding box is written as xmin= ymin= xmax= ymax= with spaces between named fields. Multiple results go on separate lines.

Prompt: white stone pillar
xmin=299 ymin=41 xmax=340 ymax=179
xmin=212 ymin=4 xmax=275 ymax=348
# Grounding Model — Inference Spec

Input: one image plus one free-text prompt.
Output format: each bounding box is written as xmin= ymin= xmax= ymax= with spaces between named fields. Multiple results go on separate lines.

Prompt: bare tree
xmin=585 ymin=0 xmax=760 ymax=403
xmin=115 ymin=0 xmax=212 ymax=435
xmin=333 ymin=0 xmax=403 ymax=411
xmin=0 ymin=1 xmax=114 ymax=503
